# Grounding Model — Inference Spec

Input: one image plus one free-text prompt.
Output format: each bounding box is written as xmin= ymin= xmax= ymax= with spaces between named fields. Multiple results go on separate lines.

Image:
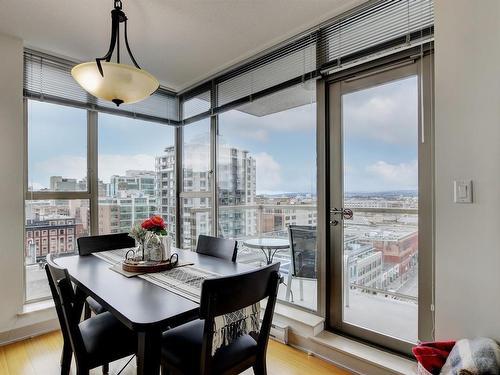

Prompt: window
xmin=217 ymin=83 xmax=318 ymax=310
xmin=98 ymin=114 xmax=176 ymax=240
xmin=181 ymin=118 xmax=212 ymax=250
xmin=25 ymin=99 xmax=90 ymax=302
xmin=27 ymin=101 xmax=87 ymax=192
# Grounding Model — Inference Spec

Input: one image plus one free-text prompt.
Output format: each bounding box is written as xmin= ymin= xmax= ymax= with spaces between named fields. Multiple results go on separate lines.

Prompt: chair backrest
xmin=45 ymin=254 xmax=87 ymax=360
xmin=196 ymin=235 xmax=238 ymax=262
xmin=199 ymin=263 xmax=281 ymax=374
xmin=288 ymin=225 xmax=317 ymax=279
xmin=77 ymin=232 xmax=135 ymax=256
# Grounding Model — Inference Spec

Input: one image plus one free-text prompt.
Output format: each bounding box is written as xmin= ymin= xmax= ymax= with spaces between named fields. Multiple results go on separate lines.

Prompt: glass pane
xmin=181 ymin=118 xmax=212 ymax=250
xmin=27 ymin=100 xmax=88 ymax=192
xmin=24 ymin=199 xmax=90 ymax=301
xmin=218 ymin=83 xmax=317 ymax=310
xmin=98 ymin=114 xmax=176 ymax=241
xmin=342 ymin=76 xmax=418 ymax=342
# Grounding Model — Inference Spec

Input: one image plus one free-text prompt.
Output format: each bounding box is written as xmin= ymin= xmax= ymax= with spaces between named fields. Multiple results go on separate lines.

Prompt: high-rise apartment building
xmin=155 ymin=146 xmax=176 ymax=237
xmin=155 ymin=145 xmax=257 ymax=247
xmin=108 ymin=170 xmax=157 ymax=197
xmin=218 ymin=147 xmax=257 ymax=239
xmin=98 ymin=196 xmax=159 ymax=234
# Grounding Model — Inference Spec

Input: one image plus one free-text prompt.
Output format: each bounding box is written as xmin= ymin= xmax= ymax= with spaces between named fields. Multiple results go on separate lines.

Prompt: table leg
xmin=137 ymin=331 xmax=161 ymax=375
xmin=258 ymin=247 xmax=272 ymax=265
xmin=267 ymin=248 xmax=273 ymax=264
xmin=269 ymin=248 xmax=281 ymax=264
xmin=73 ymin=286 xmax=86 ymax=321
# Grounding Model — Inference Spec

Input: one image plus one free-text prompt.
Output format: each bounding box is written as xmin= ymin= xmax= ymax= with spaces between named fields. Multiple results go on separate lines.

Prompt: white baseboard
xmin=288 ymin=330 xmax=417 ymax=375
xmin=0 ymin=318 xmax=59 ymax=346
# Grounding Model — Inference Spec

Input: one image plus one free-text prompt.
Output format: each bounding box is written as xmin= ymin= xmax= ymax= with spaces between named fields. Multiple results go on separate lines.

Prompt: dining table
xmin=55 ymin=248 xmax=254 ymax=375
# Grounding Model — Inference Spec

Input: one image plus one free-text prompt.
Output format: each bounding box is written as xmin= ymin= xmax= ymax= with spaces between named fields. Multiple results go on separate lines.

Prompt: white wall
xmin=0 ymin=33 xmax=56 ymax=341
xmin=434 ymin=0 xmax=500 ymax=340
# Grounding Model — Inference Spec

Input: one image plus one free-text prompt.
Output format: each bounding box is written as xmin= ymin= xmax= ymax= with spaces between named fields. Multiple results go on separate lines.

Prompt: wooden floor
xmin=0 ymin=330 xmax=351 ymax=375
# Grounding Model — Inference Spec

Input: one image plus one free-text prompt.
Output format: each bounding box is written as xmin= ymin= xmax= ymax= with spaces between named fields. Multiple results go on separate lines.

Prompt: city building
xmin=108 ymin=170 xmax=157 ymax=197
xmin=49 ymin=176 xmax=78 ymax=191
xmin=218 ymin=146 xmax=257 ymax=239
xmin=25 ymin=215 xmax=77 ymax=260
xmin=98 ymin=196 xmax=159 ymax=234
xmin=155 ymin=146 xmax=177 ymax=237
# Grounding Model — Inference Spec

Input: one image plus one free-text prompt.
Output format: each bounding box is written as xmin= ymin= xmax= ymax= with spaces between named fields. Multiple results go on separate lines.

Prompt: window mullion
xmin=88 ymin=110 xmax=99 ymax=236
xmin=210 ymin=114 xmax=217 ymax=237
xmin=175 ymin=125 xmax=183 ymax=247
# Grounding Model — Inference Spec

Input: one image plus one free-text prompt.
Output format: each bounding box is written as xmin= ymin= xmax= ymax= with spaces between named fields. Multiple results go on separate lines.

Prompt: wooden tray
xmin=122 ymin=259 xmax=176 ymax=273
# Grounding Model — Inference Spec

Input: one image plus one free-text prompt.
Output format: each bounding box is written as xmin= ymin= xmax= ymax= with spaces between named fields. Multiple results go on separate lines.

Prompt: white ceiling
xmin=0 ymin=0 xmax=365 ymax=92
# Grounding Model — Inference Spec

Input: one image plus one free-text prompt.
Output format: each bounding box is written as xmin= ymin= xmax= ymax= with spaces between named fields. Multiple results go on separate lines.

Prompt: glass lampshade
xmin=71 ymin=61 xmax=159 ymax=106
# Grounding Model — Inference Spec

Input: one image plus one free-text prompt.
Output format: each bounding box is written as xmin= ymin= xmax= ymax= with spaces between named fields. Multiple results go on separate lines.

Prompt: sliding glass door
xmin=327 ymin=56 xmax=433 ymax=353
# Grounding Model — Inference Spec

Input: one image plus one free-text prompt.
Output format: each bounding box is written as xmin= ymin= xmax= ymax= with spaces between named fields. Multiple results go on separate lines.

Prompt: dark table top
xmin=55 ymin=249 xmax=254 ymax=331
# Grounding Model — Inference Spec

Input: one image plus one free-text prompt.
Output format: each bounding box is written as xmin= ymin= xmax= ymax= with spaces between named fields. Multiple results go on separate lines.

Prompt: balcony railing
xmin=181 ymin=203 xmax=418 ymax=301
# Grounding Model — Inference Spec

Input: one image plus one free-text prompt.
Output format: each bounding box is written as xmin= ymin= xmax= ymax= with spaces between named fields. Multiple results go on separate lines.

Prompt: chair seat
xmin=162 ymin=319 xmax=258 ymax=374
xmin=86 ymin=296 xmax=106 ymax=314
xmin=79 ymin=312 xmax=136 ymax=367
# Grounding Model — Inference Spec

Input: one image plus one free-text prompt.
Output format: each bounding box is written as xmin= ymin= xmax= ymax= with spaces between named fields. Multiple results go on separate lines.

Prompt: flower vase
xmin=145 ymin=232 xmax=163 ymax=262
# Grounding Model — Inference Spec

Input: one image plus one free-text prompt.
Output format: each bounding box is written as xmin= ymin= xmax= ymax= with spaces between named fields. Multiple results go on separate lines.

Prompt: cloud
xmin=343 ymin=76 xmax=418 ymax=144
xmin=33 ymin=156 xmax=87 ymax=183
xmin=366 ymin=160 xmax=417 ymax=189
xmin=253 ymin=152 xmax=282 ymax=193
xmin=99 ymin=154 xmax=157 ymax=182
xmin=28 ymin=182 xmax=46 ymax=191
xmin=220 ymin=101 xmax=316 ymax=141
xmin=31 ymin=154 xmax=160 ymax=187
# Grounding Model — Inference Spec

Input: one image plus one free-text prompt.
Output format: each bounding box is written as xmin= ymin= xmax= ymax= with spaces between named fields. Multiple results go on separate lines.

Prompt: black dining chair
xmin=45 ymin=253 xmax=137 ymax=375
xmin=160 ymin=262 xmax=281 ymax=375
xmin=196 ymin=234 xmax=238 ymax=262
xmin=77 ymin=233 xmax=136 ymax=319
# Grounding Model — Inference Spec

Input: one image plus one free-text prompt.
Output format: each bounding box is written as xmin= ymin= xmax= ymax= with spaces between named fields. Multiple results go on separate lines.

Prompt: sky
xmin=28 ymin=75 xmax=417 ymax=195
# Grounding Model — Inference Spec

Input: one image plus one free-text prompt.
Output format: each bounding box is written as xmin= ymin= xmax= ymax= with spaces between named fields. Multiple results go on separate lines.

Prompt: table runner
xmin=94 ymin=248 xmax=221 ymax=303
xmin=93 ymin=248 xmax=260 ymax=354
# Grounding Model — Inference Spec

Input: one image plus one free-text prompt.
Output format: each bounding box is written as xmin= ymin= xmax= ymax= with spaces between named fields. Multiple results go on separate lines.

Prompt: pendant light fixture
xmin=71 ymin=0 xmax=159 ymax=106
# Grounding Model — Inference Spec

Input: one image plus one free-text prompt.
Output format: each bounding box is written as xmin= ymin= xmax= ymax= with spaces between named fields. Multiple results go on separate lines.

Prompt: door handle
xmin=329 ymin=208 xmax=353 ymax=222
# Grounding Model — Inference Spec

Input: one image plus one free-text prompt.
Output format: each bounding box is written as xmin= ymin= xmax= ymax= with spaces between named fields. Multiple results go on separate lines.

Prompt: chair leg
xmin=60 ymin=341 xmax=72 ymax=375
xmin=76 ymin=368 xmax=90 ymax=375
xmin=161 ymin=362 xmax=171 ymax=375
xmin=102 ymin=363 xmax=109 ymax=374
xmin=285 ymin=270 xmax=293 ymax=302
xmin=84 ymin=301 xmax=91 ymax=320
xmin=253 ymin=358 xmax=267 ymax=375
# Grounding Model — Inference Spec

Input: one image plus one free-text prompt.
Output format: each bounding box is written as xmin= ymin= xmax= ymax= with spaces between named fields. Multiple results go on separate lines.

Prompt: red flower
xmin=141 ymin=219 xmax=153 ymax=230
xmin=151 ymin=215 xmax=164 ymax=227
xmin=141 ymin=216 xmax=166 ymax=232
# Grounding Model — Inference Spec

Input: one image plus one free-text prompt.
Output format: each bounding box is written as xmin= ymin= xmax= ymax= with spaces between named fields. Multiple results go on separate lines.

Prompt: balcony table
xmin=243 ymin=238 xmax=290 ymax=265
xmin=55 ymin=249 xmax=254 ymax=375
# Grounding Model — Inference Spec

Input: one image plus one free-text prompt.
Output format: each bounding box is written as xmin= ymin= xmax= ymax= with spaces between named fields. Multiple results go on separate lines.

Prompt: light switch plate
xmin=454 ymin=180 xmax=473 ymax=203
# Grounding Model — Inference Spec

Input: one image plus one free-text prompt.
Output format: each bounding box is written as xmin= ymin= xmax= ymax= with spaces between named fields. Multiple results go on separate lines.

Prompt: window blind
xmin=179 ymin=0 xmax=433 ymax=112
xmin=24 ymin=51 xmax=179 ymax=124
xmin=217 ymin=42 xmax=316 ymax=108
xmin=181 ymin=90 xmax=211 ymax=120
xmin=318 ymin=0 xmax=434 ymax=68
